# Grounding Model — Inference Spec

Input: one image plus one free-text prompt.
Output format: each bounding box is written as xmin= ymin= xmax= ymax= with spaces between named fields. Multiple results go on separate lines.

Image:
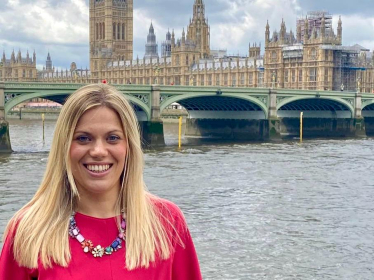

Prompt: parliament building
xmin=2 ymin=0 xmax=374 ymax=93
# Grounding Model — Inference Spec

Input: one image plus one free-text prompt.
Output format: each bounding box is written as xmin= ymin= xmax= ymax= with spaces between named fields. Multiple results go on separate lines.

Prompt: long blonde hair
xmin=3 ymin=84 xmax=172 ymax=270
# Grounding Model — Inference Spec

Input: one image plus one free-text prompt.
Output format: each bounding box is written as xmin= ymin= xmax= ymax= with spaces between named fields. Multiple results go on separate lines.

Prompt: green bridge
xmin=2 ymin=81 xmax=374 ymax=152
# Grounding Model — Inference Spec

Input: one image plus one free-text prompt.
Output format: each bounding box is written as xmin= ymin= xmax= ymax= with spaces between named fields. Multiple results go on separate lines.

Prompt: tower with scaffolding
xmin=297 ymin=11 xmax=334 ymax=43
xmin=264 ymin=11 xmax=374 ymax=92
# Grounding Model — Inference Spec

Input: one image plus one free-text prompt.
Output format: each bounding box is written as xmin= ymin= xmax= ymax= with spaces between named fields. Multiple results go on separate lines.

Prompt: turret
xmin=280 ymin=19 xmax=286 ymax=43
xmin=171 ymin=29 xmax=175 ymax=47
xmin=2 ymin=51 xmax=6 ymax=63
xmin=337 ymin=16 xmax=342 ymax=44
xmin=311 ymin=26 xmax=317 ymax=39
xmin=33 ymin=50 xmax=36 ymax=65
xmin=182 ymin=28 xmax=186 ymax=45
xmin=297 ymin=21 xmax=302 ymax=43
xmin=46 ymin=52 xmax=52 ymax=71
xmin=17 ymin=50 xmax=22 ymax=62
xmin=11 ymin=50 xmax=15 ymax=63
xmin=321 ymin=16 xmax=326 ymax=38
xmin=304 ymin=17 xmax=309 ymax=42
xmin=265 ymin=20 xmax=270 ymax=46
xmin=289 ymin=29 xmax=294 ymax=44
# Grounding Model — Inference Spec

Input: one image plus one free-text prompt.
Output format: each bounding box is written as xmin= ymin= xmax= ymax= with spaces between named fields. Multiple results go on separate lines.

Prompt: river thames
xmin=1 ymin=119 xmax=374 ymax=279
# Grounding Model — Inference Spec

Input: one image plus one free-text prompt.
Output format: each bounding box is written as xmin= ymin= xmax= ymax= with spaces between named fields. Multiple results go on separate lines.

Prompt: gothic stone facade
xmin=0 ymin=50 xmax=37 ymax=82
xmin=35 ymin=1 xmax=374 ymax=93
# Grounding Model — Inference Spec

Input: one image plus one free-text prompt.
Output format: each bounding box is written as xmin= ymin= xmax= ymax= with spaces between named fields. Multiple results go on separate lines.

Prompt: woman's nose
xmin=89 ymin=140 xmax=108 ymax=158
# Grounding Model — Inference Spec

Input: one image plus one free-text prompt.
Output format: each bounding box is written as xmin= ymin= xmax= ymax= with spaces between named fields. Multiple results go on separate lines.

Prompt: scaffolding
xmin=321 ymin=45 xmax=361 ymax=91
xmin=297 ymin=11 xmax=333 ymax=41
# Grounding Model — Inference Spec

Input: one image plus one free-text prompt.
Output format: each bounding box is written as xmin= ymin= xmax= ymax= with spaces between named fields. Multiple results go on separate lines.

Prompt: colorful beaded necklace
xmin=69 ymin=212 xmax=126 ymax=258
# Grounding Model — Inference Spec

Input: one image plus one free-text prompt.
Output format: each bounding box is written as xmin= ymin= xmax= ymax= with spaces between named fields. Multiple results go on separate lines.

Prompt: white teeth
xmin=86 ymin=165 xmax=110 ymax=173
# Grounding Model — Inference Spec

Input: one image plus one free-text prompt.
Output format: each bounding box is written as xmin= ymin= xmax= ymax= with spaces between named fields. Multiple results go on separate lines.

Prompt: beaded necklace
xmin=69 ymin=212 xmax=126 ymax=258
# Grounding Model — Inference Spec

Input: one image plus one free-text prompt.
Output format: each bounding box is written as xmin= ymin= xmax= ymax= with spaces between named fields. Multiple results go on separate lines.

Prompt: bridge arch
xmin=362 ymin=102 xmax=374 ymax=117
xmin=161 ymin=94 xmax=268 ymax=119
xmin=5 ymin=90 xmax=151 ymax=121
xmin=277 ymin=96 xmax=354 ymax=118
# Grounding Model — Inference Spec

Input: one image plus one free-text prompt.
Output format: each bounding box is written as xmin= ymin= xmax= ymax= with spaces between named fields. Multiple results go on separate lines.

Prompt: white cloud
xmin=0 ymin=0 xmax=373 ymax=69
xmin=210 ymin=0 xmax=300 ymax=54
xmin=332 ymin=15 xmax=374 ymax=50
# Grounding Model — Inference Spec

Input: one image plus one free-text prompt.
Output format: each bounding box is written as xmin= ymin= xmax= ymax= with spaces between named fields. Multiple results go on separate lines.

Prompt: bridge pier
xmin=353 ymin=92 xmax=366 ymax=137
xmin=268 ymin=90 xmax=281 ymax=140
xmin=140 ymin=85 xmax=165 ymax=147
xmin=185 ymin=118 xmax=268 ymax=142
xmin=0 ymin=83 xmax=12 ymax=153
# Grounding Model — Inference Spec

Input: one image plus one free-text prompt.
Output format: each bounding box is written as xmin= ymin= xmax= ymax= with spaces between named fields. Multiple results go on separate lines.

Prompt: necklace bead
xmin=69 ymin=213 xmax=126 ymax=258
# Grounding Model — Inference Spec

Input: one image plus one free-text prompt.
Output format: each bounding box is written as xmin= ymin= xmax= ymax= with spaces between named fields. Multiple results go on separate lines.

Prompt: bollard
xmin=300 ymin=112 xmax=303 ymax=143
xmin=42 ymin=113 xmax=45 ymax=142
xmin=178 ymin=116 xmax=182 ymax=149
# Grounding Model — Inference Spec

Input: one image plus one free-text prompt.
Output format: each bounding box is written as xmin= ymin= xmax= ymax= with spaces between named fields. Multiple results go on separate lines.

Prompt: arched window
xmin=310 ymin=48 xmax=317 ymax=60
xmin=122 ymin=23 xmax=125 ymax=40
xmin=99 ymin=23 xmax=102 ymax=39
xmin=271 ymin=51 xmax=277 ymax=62
xmin=117 ymin=23 xmax=121 ymax=40
xmin=96 ymin=23 xmax=99 ymax=40
xmin=113 ymin=23 xmax=116 ymax=40
xmin=186 ymin=55 xmax=189 ymax=65
xmin=103 ymin=23 xmax=105 ymax=39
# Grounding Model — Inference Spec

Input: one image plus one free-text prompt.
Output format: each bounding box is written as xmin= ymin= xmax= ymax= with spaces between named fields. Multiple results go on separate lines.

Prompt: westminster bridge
xmin=1 ymin=81 xmax=374 ymax=152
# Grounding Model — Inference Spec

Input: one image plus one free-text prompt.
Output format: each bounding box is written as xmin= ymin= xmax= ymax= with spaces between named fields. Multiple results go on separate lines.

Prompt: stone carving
xmin=160 ymin=95 xmax=173 ymax=104
xmin=342 ymin=98 xmax=354 ymax=106
xmin=4 ymin=93 xmax=22 ymax=104
xmin=276 ymin=96 xmax=290 ymax=105
xmin=254 ymin=96 xmax=267 ymax=106
xmin=132 ymin=94 xmax=149 ymax=105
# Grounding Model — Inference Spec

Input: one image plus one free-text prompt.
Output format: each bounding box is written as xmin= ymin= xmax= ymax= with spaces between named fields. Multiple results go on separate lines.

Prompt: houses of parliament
xmin=1 ymin=0 xmax=374 ymax=93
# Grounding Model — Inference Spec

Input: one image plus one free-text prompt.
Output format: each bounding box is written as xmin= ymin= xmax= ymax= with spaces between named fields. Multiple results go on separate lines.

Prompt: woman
xmin=0 ymin=84 xmax=202 ymax=280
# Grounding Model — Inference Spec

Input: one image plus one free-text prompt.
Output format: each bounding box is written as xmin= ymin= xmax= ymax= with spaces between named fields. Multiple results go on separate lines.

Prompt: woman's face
xmin=70 ymin=106 xmax=127 ymax=198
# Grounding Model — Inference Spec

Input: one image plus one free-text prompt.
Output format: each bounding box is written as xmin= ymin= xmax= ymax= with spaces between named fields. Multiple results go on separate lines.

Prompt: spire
xmin=17 ymin=49 xmax=22 ymax=62
xmin=321 ymin=16 xmax=326 ymax=38
xmin=297 ymin=20 xmax=302 ymax=43
xmin=304 ymin=17 xmax=309 ymax=41
xmin=337 ymin=16 xmax=342 ymax=44
xmin=46 ymin=52 xmax=52 ymax=70
xmin=182 ymin=28 xmax=186 ymax=44
xmin=289 ymin=29 xmax=294 ymax=44
xmin=265 ymin=20 xmax=270 ymax=45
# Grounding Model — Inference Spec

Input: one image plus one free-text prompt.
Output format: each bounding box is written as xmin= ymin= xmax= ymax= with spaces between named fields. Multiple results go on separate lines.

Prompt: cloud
xmin=0 ymin=0 xmax=373 ymax=70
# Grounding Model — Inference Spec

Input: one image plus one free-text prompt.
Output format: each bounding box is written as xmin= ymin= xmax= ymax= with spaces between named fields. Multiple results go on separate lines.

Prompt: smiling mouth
xmin=84 ymin=164 xmax=113 ymax=173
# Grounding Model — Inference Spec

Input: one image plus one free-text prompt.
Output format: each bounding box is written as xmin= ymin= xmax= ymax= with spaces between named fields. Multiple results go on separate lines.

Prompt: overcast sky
xmin=1 ymin=0 xmax=373 ymax=70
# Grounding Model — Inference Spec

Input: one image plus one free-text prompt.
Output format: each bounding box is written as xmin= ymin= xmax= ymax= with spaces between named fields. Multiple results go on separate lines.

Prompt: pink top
xmin=0 ymin=200 xmax=202 ymax=280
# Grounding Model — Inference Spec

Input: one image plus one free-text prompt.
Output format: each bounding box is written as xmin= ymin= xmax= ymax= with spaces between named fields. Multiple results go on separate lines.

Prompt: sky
xmin=1 ymin=0 xmax=374 ymax=70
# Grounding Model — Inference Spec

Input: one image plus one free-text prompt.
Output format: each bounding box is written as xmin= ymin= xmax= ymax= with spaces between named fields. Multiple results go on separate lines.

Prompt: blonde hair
xmin=3 ymin=84 xmax=172 ymax=270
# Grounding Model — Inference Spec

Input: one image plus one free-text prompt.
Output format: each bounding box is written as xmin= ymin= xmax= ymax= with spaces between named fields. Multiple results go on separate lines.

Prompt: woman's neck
xmin=76 ymin=189 xmax=120 ymax=218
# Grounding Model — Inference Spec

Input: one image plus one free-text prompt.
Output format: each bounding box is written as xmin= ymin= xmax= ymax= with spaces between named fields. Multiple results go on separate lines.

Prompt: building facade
xmin=35 ymin=2 xmax=374 ymax=93
xmin=0 ymin=50 xmax=37 ymax=82
xmin=264 ymin=12 xmax=374 ymax=92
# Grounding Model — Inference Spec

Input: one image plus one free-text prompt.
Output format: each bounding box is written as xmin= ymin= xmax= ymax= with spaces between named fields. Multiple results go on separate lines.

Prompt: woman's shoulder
xmin=150 ymin=196 xmax=184 ymax=216
xmin=148 ymin=195 xmax=187 ymax=227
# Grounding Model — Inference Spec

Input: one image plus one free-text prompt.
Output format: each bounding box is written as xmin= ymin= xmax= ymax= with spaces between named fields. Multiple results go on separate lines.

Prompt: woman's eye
xmin=108 ymin=135 xmax=120 ymax=142
xmin=76 ymin=135 xmax=90 ymax=142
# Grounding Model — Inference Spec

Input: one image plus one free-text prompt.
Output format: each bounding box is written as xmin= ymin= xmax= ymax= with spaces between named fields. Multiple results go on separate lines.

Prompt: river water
xmin=1 ymin=119 xmax=374 ymax=280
